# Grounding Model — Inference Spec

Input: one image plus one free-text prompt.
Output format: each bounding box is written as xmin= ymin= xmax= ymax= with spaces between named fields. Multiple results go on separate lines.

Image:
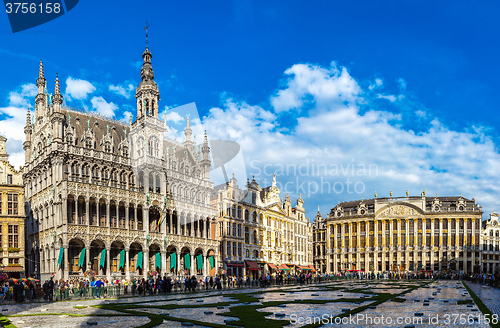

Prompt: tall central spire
xmin=135 ymin=23 xmax=160 ymax=121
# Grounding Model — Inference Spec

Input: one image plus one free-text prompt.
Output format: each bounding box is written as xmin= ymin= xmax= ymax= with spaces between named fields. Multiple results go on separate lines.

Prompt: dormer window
xmin=104 ymin=143 xmax=111 ymax=153
xmin=66 ymin=134 xmax=73 ymax=144
xmin=85 ymin=138 xmax=93 ymax=149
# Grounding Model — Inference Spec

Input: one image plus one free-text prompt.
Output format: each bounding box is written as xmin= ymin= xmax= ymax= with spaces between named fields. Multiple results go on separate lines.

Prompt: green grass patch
xmin=462 ymin=280 xmax=500 ymax=328
xmin=0 ymin=315 xmax=15 ymax=328
xmin=73 ymin=305 xmax=88 ymax=309
xmin=216 ymin=304 xmax=289 ymax=328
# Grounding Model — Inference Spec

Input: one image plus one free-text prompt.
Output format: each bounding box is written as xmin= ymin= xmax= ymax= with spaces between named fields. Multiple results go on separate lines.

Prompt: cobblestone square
xmin=0 ymin=279 xmax=498 ymax=328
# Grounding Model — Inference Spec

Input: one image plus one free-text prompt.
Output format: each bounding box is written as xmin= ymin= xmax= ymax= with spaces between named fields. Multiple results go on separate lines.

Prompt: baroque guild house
xmin=24 ymin=46 xmax=218 ymax=281
xmin=314 ymin=192 xmax=483 ymax=274
xmin=211 ymin=174 xmax=314 ymax=278
xmin=0 ymin=136 xmax=26 ymax=278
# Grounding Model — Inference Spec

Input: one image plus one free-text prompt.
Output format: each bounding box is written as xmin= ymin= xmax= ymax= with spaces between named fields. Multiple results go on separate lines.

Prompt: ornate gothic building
xmin=24 ymin=46 xmax=218 ymax=281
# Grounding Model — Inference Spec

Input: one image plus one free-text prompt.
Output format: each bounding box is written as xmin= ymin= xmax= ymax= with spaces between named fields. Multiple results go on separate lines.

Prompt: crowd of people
xmin=463 ymin=272 xmax=500 ymax=287
xmin=0 ymin=270 xmax=498 ymax=303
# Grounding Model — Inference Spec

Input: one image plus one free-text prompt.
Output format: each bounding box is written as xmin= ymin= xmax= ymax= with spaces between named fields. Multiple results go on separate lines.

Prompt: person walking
xmin=48 ymin=277 xmax=54 ymax=301
xmin=95 ymin=279 xmax=104 ymax=298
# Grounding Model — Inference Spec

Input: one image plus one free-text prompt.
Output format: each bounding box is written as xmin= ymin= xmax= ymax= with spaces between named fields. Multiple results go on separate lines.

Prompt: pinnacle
xmin=38 ymin=59 xmax=45 ymax=80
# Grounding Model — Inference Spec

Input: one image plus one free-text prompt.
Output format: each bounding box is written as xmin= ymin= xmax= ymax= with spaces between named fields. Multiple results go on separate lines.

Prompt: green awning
xmin=78 ymin=248 xmax=86 ymax=268
xmin=119 ymin=249 xmax=125 ymax=269
xmin=209 ymin=256 xmax=215 ymax=270
xmin=170 ymin=253 xmax=177 ymax=270
xmin=137 ymin=251 xmax=143 ymax=269
xmin=57 ymin=247 xmax=64 ymax=267
xmin=155 ymin=252 xmax=161 ymax=269
xmin=184 ymin=253 xmax=191 ymax=270
xmin=100 ymin=249 xmax=106 ymax=269
xmin=196 ymin=254 xmax=203 ymax=270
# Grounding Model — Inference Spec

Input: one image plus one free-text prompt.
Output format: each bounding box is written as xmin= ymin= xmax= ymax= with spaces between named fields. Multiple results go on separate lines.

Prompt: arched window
xmin=137 ymin=137 xmax=144 ymax=157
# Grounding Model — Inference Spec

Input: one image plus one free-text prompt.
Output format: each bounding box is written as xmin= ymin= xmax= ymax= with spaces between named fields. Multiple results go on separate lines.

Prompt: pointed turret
xmin=52 ymin=73 xmax=63 ymax=110
xmin=184 ymin=114 xmax=193 ymax=148
xmin=201 ymin=131 xmax=211 ymax=180
xmin=35 ymin=59 xmax=46 ymax=119
xmin=24 ymin=109 xmax=32 ymax=164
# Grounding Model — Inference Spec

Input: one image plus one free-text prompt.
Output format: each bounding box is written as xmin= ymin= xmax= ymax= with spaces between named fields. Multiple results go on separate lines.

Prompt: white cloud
xmin=90 ymin=96 xmax=118 ymax=117
xmin=376 ymin=94 xmax=397 ymax=102
xmin=65 ymin=77 xmax=95 ymax=100
xmin=415 ymin=110 xmax=426 ymax=118
xmin=167 ymin=111 xmax=184 ymax=124
xmin=201 ymin=62 xmax=500 ymax=218
xmin=109 ymin=83 xmax=134 ymax=98
xmin=369 ymin=78 xmax=383 ymax=90
xmin=0 ymin=83 xmax=38 ymax=168
xmin=9 ymin=84 xmax=37 ymax=107
xmin=271 ymin=62 xmax=361 ymax=113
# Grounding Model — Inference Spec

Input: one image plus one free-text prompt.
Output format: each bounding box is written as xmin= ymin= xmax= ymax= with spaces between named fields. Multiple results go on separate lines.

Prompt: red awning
xmin=267 ymin=263 xmax=277 ymax=269
xmin=308 ymin=265 xmax=316 ymax=273
xmin=3 ymin=266 xmax=24 ymax=272
xmin=279 ymin=264 xmax=290 ymax=270
xmin=298 ymin=265 xmax=310 ymax=270
xmin=245 ymin=260 xmax=260 ymax=271
xmin=226 ymin=262 xmax=244 ymax=268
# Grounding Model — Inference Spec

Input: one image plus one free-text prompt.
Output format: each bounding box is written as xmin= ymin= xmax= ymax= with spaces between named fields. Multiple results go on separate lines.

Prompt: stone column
xmin=106 ymin=246 xmax=111 ymax=280
xmin=63 ymin=245 xmax=69 ymax=280
xmin=75 ymin=198 xmax=79 ymax=224
xmin=144 ymin=248 xmax=149 ymax=279
xmin=176 ymin=212 xmax=180 ymax=236
xmin=96 ymin=200 xmax=100 ymax=227
xmin=169 ymin=212 xmax=173 ymax=235
xmin=62 ymin=196 xmax=67 ymax=225
xmin=191 ymin=253 xmax=195 ymax=276
xmin=143 ymin=207 xmax=149 ymax=233
xmin=125 ymin=204 xmax=129 ymax=231
xmin=405 ymin=219 xmax=409 ymax=271
xmin=85 ymin=243 xmax=90 ymax=272
xmin=422 ymin=219 xmax=427 ymax=269
xmin=106 ymin=202 xmax=110 ymax=227
xmin=134 ymin=207 xmax=137 ymax=230
xmin=161 ymin=250 xmax=166 ymax=276
xmin=203 ymin=255 xmax=207 ymax=277
xmin=125 ymin=247 xmax=130 ymax=280
xmin=176 ymin=252 xmax=180 ymax=275
xmin=389 ymin=220 xmax=394 ymax=271
xmin=86 ymin=200 xmax=89 ymax=226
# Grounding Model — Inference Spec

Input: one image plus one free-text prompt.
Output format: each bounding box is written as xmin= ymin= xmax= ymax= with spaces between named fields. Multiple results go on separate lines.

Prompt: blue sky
xmin=1 ymin=1 xmax=500 ymax=219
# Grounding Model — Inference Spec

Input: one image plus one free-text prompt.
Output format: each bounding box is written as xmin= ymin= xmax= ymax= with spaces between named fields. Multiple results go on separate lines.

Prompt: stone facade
xmin=481 ymin=212 xmax=500 ymax=274
xmin=313 ymin=192 xmax=483 ymax=274
xmin=0 ymin=136 xmax=26 ymax=277
xmin=211 ymin=174 xmax=313 ymax=277
xmin=24 ymin=46 xmax=218 ymax=281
